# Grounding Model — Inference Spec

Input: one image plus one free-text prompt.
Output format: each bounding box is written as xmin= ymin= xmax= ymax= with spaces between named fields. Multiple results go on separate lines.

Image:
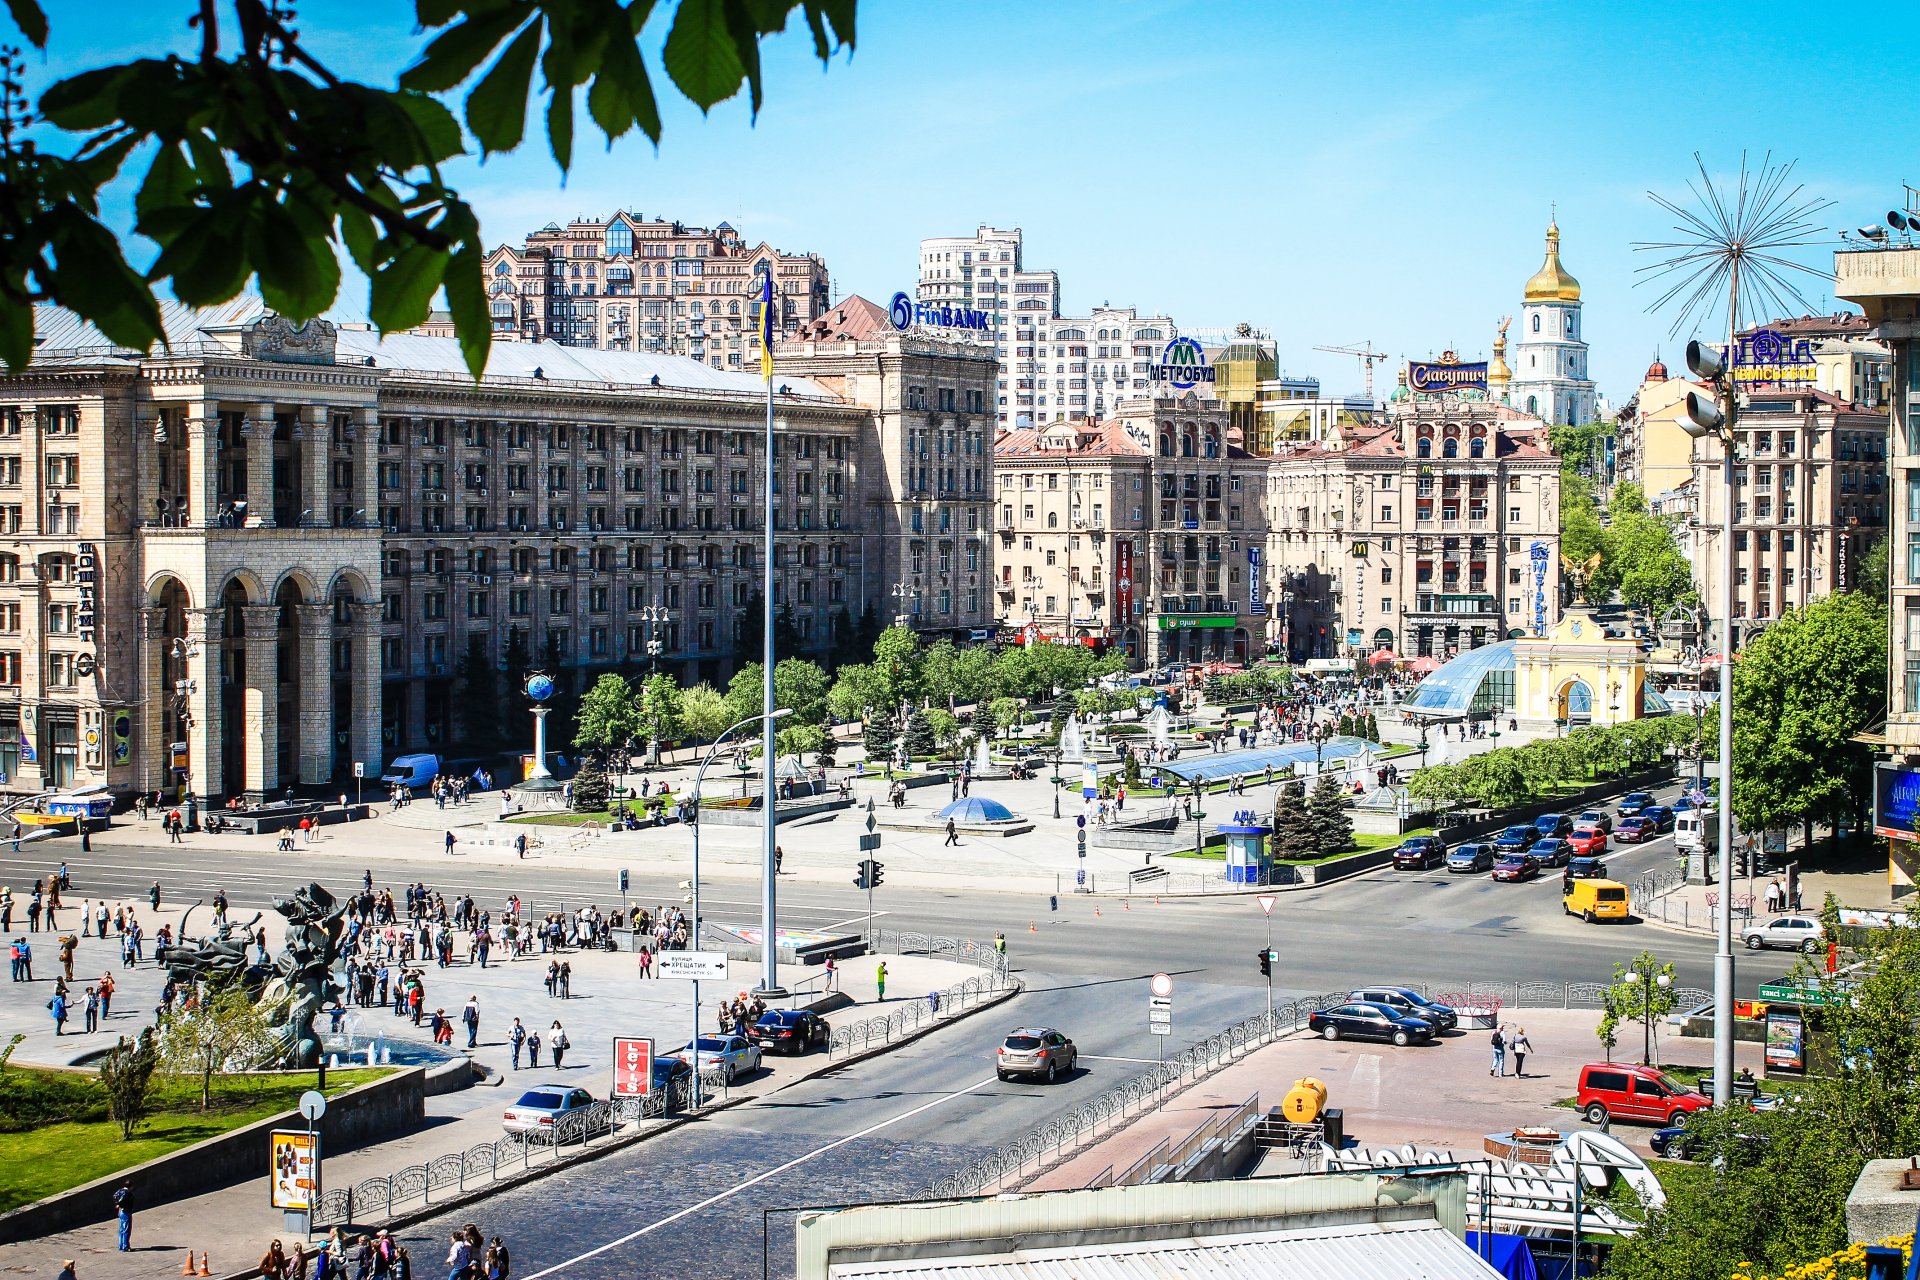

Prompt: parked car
xmin=650 ymin=1056 xmax=693 ymax=1095
xmin=502 ymin=1084 xmax=599 ymax=1135
xmin=997 ymin=1027 xmax=1078 ymax=1082
xmin=1492 ymin=853 xmax=1541 ymax=882
xmin=671 ymin=1034 xmax=763 ymax=1082
xmin=1492 ymin=825 xmax=1540 ymax=854
xmin=1613 ymin=816 xmax=1657 ymax=844
xmin=1575 ymin=810 xmax=1614 ymax=834
xmin=1576 ymin=1063 xmax=1710 ymax=1127
xmin=1640 ymin=805 xmax=1675 ymax=832
xmin=1535 ymin=813 xmax=1574 ymax=838
xmin=1349 ymin=985 xmax=1459 ymax=1031
xmin=1566 ymin=826 xmax=1609 ymax=856
xmin=747 ymin=1009 xmax=832 ymax=1054
xmin=1308 ymin=1002 xmax=1436 ymax=1047
xmin=1565 ymin=855 xmax=1607 ymax=880
xmin=1616 ymin=792 xmax=1654 ymax=817
xmin=1393 ymin=837 xmax=1447 ymax=870
xmin=1446 ymin=843 xmax=1496 ymax=874
xmin=1563 ymin=878 xmax=1630 ymax=922
xmin=1672 ymin=795 xmax=1697 ymax=813
xmin=1530 ymin=838 xmax=1572 ymax=867
xmin=1742 ymin=915 xmax=1826 ymax=953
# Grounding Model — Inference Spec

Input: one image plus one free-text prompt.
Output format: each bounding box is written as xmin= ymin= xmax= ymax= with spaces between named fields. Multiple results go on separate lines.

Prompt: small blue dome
xmin=936 ymin=797 xmax=1015 ymax=823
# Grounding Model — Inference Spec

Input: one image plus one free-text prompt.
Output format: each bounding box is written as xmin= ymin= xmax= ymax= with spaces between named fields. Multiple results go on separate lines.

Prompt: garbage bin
xmin=1321 ymin=1107 xmax=1345 ymax=1152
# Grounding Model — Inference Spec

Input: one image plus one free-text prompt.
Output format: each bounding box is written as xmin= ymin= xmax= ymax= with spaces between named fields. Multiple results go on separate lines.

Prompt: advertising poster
xmin=269 ymin=1130 xmax=319 ymax=1210
xmin=611 ymin=1037 xmax=653 ymax=1097
xmin=1765 ymin=1007 xmax=1805 ymax=1073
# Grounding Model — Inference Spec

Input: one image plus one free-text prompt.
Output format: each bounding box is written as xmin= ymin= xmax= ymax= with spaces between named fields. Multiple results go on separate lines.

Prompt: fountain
xmin=1060 ymin=714 xmax=1088 ymax=763
xmin=1146 ymin=705 xmax=1173 ymax=749
xmin=972 ymin=734 xmax=993 ymax=776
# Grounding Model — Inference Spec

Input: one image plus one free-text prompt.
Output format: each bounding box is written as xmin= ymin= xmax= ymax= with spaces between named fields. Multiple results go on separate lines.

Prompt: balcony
xmin=1406 ymin=593 xmax=1498 ymax=620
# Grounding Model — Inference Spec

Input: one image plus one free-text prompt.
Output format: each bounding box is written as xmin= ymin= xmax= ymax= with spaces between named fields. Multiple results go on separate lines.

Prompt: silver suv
xmin=996 ymin=1027 xmax=1077 ymax=1083
xmin=1742 ymin=915 xmax=1825 ymax=953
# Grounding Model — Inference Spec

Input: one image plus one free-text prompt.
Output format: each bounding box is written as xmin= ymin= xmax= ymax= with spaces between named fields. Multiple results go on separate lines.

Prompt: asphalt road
xmin=0 ymin=778 xmax=1795 ymax=1278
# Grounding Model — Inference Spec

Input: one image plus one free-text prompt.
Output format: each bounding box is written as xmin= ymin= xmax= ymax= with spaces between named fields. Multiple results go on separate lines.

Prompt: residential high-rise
xmin=1506 ymin=221 xmax=1597 ymax=426
xmin=481 ymin=212 xmax=829 ymax=371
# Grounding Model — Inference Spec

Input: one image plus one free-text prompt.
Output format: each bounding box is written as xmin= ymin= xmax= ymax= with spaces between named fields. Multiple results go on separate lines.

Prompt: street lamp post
xmin=689 ymin=706 xmax=791 ymax=1108
xmin=1049 ymin=751 xmax=1061 ymax=819
xmin=1190 ymin=779 xmax=1205 ymax=857
xmin=1679 ymin=338 xmax=1740 ymax=1107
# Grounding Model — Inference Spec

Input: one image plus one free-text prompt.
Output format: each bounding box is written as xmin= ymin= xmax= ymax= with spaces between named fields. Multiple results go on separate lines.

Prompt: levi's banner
xmin=1408 ymin=361 xmax=1488 ymax=393
xmin=612 ymin=1036 xmax=653 ymax=1097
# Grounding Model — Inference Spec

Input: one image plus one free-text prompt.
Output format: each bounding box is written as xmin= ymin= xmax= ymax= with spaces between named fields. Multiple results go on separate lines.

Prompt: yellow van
xmin=1563 ymin=878 xmax=1630 ymax=922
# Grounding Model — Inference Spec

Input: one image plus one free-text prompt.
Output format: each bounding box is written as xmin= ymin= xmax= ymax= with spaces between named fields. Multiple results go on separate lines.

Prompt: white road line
xmin=815 ymin=911 xmax=892 ymax=931
xmin=1078 ymin=1054 xmax=1158 ymax=1065
xmin=520 ymin=1074 xmax=998 ymax=1279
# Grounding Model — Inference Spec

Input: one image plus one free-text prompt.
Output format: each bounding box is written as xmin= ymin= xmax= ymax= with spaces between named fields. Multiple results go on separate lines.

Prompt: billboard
xmin=1873 ymin=761 xmax=1920 ymax=841
xmin=1408 ymin=359 xmax=1488 ymax=394
xmin=1764 ymin=1007 xmax=1805 ymax=1073
xmin=1115 ymin=541 xmax=1135 ymax=621
xmin=611 ymin=1037 xmax=653 ymax=1098
xmin=269 ymin=1130 xmax=319 ymax=1211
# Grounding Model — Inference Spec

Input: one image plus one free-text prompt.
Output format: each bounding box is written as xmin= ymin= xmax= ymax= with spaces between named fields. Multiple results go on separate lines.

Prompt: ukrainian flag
xmin=759 ymin=272 xmax=775 ymax=380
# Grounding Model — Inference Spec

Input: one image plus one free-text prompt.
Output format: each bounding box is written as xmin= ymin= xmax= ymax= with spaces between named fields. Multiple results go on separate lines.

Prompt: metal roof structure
xmin=825 ymin=1221 xmax=1505 ymax=1280
xmin=1157 ymin=736 xmax=1374 ymax=785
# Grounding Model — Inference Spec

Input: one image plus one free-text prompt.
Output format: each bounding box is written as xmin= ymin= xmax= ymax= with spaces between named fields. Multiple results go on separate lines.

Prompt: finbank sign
xmin=890 ymin=292 xmax=991 ymax=334
xmin=1149 ymin=337 xmax=1216 ymax=389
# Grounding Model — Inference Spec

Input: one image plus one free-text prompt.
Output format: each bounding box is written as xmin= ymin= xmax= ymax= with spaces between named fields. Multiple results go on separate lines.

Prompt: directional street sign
xmin=656 ymin=950 xmax=730 ymax=980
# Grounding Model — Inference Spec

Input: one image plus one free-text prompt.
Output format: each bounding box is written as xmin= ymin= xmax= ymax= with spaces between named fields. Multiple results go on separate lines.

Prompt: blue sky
xmin=25 ymin=0 xmax=1917 ymax=402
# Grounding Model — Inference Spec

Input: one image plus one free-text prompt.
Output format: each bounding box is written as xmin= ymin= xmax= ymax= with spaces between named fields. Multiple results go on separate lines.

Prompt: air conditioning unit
xmin=478 ymin=575 xmax=493 ymax=585
xmin=431 ymin=662 xmax=447 ymax=675
xmin=426 ymin=492 xmax=448 ymax=503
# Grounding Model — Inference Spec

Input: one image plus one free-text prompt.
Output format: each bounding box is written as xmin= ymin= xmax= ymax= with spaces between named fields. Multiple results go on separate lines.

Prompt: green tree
xmin=727 ymin=659 xmax=831 ymax=727
xmin=97 ymin=1030 xmax=159 ymax=1140
xmin=988 ymin=646 xmax=1045 ymax=701
xmin=1854 ymin=533 xmax=1889 ymax=603
xmin=676 ymin=683 xmax=731 ymax=745
xmin=571 ymin=672 xmax=636 ymax=763
xmin=634 ymin=673 xmax=682 ymax=765
xmin=1269 ymin=780 xmax=1316 ymax=861
xmin=570 ymin=761 xmax=609 ymax=811
xmin=917 ymin=639 xmax=963 ymax=709
xmin=1731 ymin=591 xmax=1886 ymax=833
xmin=156 ymin=980 xmax=275 ymax=1109
xmin=988 ymin=696 xmax=1020 ymax=741
xmin=0 ymin=1 xmax=857 ymax=376
xmin=1597 ymin=950 xmax=1678 ymax=1066
xmin=826 ymin=662 xmax=886 ymax=725
xmin=862 ymin=711 xmax=896 ymax=761
xmin=925 ymin=708 xmax=961 ymax=758
xmin=871 ymin=626 xmax=921 ymax=711
xmin=1306 ymin=772 xmax=1353 ymax=857
xmin=901 ymin=708 xmax=936 ymax=759
xmin=1612 ymin=509 xmax=1696 ymax=617
xmin=775 ymin=721 xmax=825 ymax=759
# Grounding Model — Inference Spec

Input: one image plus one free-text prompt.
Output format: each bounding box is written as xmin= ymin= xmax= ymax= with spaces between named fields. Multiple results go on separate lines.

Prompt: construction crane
xmin=1314 ymin=342 xmax=1390 ymax=402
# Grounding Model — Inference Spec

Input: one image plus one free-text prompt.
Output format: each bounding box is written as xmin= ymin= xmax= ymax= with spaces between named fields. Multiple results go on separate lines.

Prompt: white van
xmin=1675 ymin=807 xmax=1718 ymax=855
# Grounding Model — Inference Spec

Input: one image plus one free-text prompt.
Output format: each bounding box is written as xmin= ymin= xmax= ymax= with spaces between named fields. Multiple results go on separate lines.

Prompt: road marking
xmin=1352 ymin=1052 xmax=1382 ymax=1110
xmin=815 ymin=911 xmax=892 ymax=931
xmin=1078 ymin=1054 xmax=1158 ymax=1065
xmin=521 ymin=1074 xmax=998 ymax=1279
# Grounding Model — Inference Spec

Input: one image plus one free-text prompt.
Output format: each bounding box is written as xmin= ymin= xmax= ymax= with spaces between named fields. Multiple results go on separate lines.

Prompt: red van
xmin=1576 ymin=1063 xmax=1710 ymax=1127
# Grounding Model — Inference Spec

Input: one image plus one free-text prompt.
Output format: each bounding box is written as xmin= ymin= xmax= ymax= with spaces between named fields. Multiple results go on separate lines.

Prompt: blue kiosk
xmin=1216 ymin=810 xmax=1272 ymax=884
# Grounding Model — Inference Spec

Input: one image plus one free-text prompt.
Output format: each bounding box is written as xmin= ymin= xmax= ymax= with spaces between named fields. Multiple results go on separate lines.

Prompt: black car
xmin=1492 ymin=824 xmax=1539 ymax=854
xmin=747 ymin=1008 xmax=831 ymax=1054
xmin=1307 ymin=1002 xmax=1435 ymax=1047
xmin=1530 ymin=837 xmax=1572 ymax=868
xmin=1617 ymin=792 xmax=1654 ymax=817
xmin=1349 ymin=985 xmax=1459 ymax=1031
xmin=1393 ymin=836 xmax=1447 ymax=870
xmin=1566 ymin=855 xmax=1606 ymax=879
xmin=1641 ymin=805 xmax=1676 ymax=832
xmin=1534 ymin=813 xmax=1574 ymax=838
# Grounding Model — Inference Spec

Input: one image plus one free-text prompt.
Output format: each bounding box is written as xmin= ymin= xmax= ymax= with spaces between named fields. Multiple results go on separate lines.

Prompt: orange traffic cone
xmin=199 ymin=1253 xmax=211 ymax=1276
xmin=1028 ymin=921 xmax=1036 ymax=932
xmin=1122 ymin=900 xmax=1131 ymax=911
xmin=182 ymin=1253 xmax=196 ymax=1276
xmin=1093 ymin=905 xmax=1101 ymax=917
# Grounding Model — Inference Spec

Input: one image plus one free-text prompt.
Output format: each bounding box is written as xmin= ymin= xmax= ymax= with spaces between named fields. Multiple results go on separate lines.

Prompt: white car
xmin=672 ymin=1034 xmax=763 ymax=1082
xmin=1742 ymin=914 xmax=1825 ymax=953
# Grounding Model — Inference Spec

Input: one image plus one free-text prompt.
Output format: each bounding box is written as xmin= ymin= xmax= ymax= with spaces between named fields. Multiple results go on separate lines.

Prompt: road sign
xmin=297 ymin=1090 xmax=327 ymax=1123
xmin=1149 ymin=972 xmax=1174 ymax=998
xmin=618 ymin=868 xmax=629 ymax=893
xmin=1075 ymin=867 xmax=1086 ymax=886
xmin=656 ymin=950 xmax=729 ymax=981
xmin=1257 ymin=894 xmax=1277 ymax=917
xmin=353 ymin=762 xmax=364 ymax=779
xmin=866 ymin=799 xmax=877 ymax=833
xmin=1148 ymin=1012 xmax=1172 ymax=1036
xmin=859 ymin=832 xmax=882 ymax=851
xmin=611 ymin=1037 xmax=653 ymax=1097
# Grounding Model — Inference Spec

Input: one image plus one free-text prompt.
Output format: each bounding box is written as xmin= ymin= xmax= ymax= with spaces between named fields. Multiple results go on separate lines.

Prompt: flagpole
xmin=758 ymin=279 xmax=784 ymax=998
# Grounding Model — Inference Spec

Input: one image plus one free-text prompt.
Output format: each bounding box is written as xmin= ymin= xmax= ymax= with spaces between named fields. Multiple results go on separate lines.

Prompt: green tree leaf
xmin=442 ymin=240 xmax=492 ymax=380
xmin=5 ymin=0 xmax=47 ymax=47
xmin=401 ymin=3 xmax=536 ymax=94
xmin=465 ymin=19 xmax=543 ymax=154
xmin=369 ymin=243 xmax=450 ymax=333
xmin=662 ymin=0 xmax=746 ymax=110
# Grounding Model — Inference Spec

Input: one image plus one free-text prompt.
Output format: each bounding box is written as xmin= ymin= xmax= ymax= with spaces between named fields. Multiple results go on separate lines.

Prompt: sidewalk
xmin=1639 ymin=862 xmax=1892 ymax=937
xmin=1023 ymin=1005 xmax=1765 ymax=1193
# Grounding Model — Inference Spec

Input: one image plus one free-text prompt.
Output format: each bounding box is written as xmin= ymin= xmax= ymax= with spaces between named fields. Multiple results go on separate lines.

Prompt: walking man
xmin=113 ymin=1181 xmax=133 ymax=1251
xmin=508 ymin=1018 xmax=526 ymax=1069
xmin=444 ymin=831 xmax=457 ymax=856
xmin=1489 ymin=1024 xmax=1507 ymax=1077
xmin=462 ymin=996 xmax=479 ymax=1049
xmin=943 ymin=817 xmax=959 ymax=847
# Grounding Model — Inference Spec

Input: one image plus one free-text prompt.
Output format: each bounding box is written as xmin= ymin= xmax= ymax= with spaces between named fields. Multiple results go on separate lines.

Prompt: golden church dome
xmin=1523 ymin=222 xmax=1581 ymax=303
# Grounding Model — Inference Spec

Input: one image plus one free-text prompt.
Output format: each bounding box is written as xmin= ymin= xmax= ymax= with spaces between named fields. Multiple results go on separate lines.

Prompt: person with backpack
xmin=462 ymin=995 xmax=480 ymax=1049
xmin=1489 ymin=1024 xmax=1508 ymax=1077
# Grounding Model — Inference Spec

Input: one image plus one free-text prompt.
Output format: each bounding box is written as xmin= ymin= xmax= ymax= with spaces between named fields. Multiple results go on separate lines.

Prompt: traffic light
xmin=854 ymin=862 xmax=869 ymax=890
xmin=869 ymin=859 xmax=885 ymax=888
xmin=1258 ymin=948 xmax=1272 ymax=977
xmin=855 ymin=858 xmax=884 ymax=889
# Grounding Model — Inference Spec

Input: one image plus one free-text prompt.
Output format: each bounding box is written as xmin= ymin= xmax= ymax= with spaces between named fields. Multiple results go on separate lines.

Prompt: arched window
xmin=1442 ymin=437 xmax=1458 ymax=458
xmin=1203 ymin=431 xmax=1220 ymax=459
xmin=1562 ymin=679 xmax=1593 ymax=716
xmin=729 ymin=302 xmax=740 ymax=315
xmin=492 ymin=261 xmax=511 ymax=276
xmin=1469 ymin=435 xmax=1486 ymax=458
xmin=1527 ymin=395 xmax=1539 ymax=415
xmin=605 ymin=220 xmax=633 ymax=257
xmin=1416 ymin=436 xmax=1432 ymax=459
xmin=1181 ymin=431 xmax=1196 ymax=458
xmin=1046 ymin=512 xmax=1058 ymax=528
xmin=1531 ymin=314 xmax=1541 ymax=333
xmin=1159 ymin=434 xmax=1174 ymax=457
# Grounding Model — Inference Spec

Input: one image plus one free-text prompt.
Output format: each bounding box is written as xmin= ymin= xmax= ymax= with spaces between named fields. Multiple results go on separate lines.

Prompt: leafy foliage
xmin=97 ymin=1031 xmax=159 ymax=1140
xmin=901 ymin=709 xmax=936 ymax=759
xmin=571 ymin=672 xmax=636 ymax=760
xmin=675 ymin=682 xmax=730 ymax=745
xmin=155 ymin=983 xmax=274 ymax=1109
xmin=1597 ymin=950 xmax=1677 ymax=1066
xmin=0 ymin=0 xmax=855 ymax=376
xmin=1730 ymin=591 xmax=1886 ymax=832
xmin=1405 ymin=716 xmax=1701 ymax=815
xmin=1268 ymin=780 xmax=1316 ymax=861
xmin=570 ymin=761 xmax=609 ymax=811
xmin=1306 ymin=772 xmax=1353 ymax=857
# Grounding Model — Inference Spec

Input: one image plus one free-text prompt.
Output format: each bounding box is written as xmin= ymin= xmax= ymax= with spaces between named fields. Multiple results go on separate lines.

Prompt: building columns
xmin=184 ymin=607 xmax=224 ymax=801
xmin=349 ymin=601 xmax=384 ymax=781
xmin=138 ymin=607 xmax=169 ymax=796
xmin=240 ymin=603 xmax=281 ymax=793
xmin=187 ymin=412 xmax=221 ymax=526
xmin=294 ymin=603 xmax=334 ymax=784
xmin=244 ymin=404 xmax=276 ymax=526
xmin=302 ymin=405 xmax=331 ymax=527
xmin=353 ymin=408 xmax=380 ymax=529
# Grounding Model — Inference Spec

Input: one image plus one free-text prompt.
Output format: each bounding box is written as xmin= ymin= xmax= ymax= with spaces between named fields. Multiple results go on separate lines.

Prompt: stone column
xmin=138 ymin=607 xmax=170 ymax=795
xmin=241 ymin=603 xmax=282 ymax=793
xmin=295 ymin=602 xmax=334 ymax=784
xmin=184 ymin=607 xmax=224 ymax=801
xmin=19 ymin=408 xmax=42 ymax=536
xmin=353 ymin=408 xmax=381 ymax=529
xmin=186 ymin=410 xmax=221 ymax=526
xmin=349 ymin=601 xmax=384 ymax=780
xmin=302 ymin=404 xmax=331 ymax=527
xmin=244 ymin=404 xmax=276 ymax=526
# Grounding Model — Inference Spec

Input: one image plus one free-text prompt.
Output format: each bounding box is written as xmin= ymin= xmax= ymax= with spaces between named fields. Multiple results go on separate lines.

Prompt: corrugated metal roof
xmin=826 ymin=1221 xmax=1504 ymax=1280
